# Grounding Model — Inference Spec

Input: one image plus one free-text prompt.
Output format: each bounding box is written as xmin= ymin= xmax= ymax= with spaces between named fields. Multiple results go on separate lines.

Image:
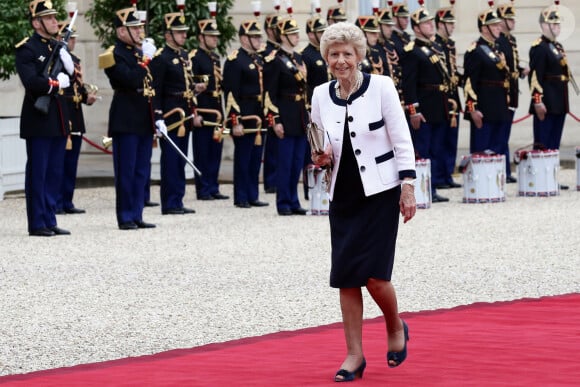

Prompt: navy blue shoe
xmin=387 ymin=320 xmax=409 ymax=368
xmin=334 ymin=358 xmax=366 ymax=382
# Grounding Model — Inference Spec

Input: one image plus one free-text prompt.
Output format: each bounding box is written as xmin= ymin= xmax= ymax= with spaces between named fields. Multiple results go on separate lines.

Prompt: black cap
xmin=355 ymin=16 xmax=380 ymax=33
xmin=497 ymin=4 xmax=516 ymax=19
xmin=29 ymin=0 xmax=57 ymax=18
xmin=478 ymin=8 xmax=501 ymax=29
xmin=391 ymin=3 xmax=410 ymax=17
xmin=264 ymin=13 xmax=280 ymax=30
xmin=410 ymin=8 xmax=434 ymax=27
xmin=198 ymin=19 xmax=220 ymax=35
xmin=164 ymin=12 xmax=189 ymax=31
xmin=277 ymin=17 xmax=300 ymax=35
xmin=327 ymin=6 xmax=347 ymax=22
xmin=114 ymin=8 xmax=144 ymax=28
xmin=435 ymin=8 xmax=456 ymax=24
xmin=306 ymin=16 xmax=328 ymax=33
xmin=239 ymin=20 xmax=262 ymax=36
xmin=540 ymin=5 xmax=561 ymax=24
xmin=377 ymin=8 xmax=395 ymax=26
xmin=57 ymin=21 xmax=78 ymax=37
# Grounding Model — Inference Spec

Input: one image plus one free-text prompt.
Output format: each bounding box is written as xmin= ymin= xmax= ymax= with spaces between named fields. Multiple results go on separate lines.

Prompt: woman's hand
xmin=312 ymin=144 xmax=333 ymax=167
xmin=399 ymin=184 xmax=416 ymax=224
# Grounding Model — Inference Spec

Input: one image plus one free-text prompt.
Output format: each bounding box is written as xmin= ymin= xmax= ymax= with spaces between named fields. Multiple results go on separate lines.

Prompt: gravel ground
xmin=1 ymin=170 xmax=580 ymax=376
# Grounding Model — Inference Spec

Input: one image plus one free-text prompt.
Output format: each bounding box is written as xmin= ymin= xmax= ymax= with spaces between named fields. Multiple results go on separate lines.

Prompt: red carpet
xmin=2 ymin=293 xmax=579 ymax=386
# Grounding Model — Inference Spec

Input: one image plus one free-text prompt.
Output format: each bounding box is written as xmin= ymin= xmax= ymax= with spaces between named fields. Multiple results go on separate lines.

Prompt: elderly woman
xmin=310 ymin=22 xmax=416 ymax=382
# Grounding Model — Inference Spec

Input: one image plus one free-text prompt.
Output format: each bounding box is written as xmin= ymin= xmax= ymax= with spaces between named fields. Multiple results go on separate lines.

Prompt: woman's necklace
xmin=335 ymin=70 xmax=363 ymax=100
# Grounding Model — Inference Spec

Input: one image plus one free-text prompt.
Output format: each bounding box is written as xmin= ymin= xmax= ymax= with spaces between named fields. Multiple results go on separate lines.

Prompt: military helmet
xmin=277 ymin=17 xmax=300 ymax=35
xmin=355 ymin=16 xmax=380 ymax=33
xmin=114 ymin=7 xmax=144 ymax=28
xmin=478 ymin=8 xmax=502 ymax=29
xmin=377 ymin=8 xmax=395 ymax=26
xmin=391 ymin=2 xmax=410 ymax=17
xmin=264 ymin=13 xmax=280 ymax=30
xmin=327 ymin=6 xmax=347 ymax=22
xmin=198 ymin=19 xmax=220 ymax=35
xmin=57 ymin=21 xmax=78 ymax=38
xmin=164 ymin=12 xmax=189 ymax=31
xmin=539 ymin=5 xmax=561 ymax=24
xmin=239 ymin=19 xmax=262 ymax=36
xmin=306 ymin=16 xmax=328 ymax=34
xmin=29 ymin=0 xmax=57 ymax=18
xmin=435 ymin=7 xmax=456 ymax=24
xmin=497 ymin=4 xmax=516 ymax=19
xmin=410 ymin=7 xmax=434 ymax=27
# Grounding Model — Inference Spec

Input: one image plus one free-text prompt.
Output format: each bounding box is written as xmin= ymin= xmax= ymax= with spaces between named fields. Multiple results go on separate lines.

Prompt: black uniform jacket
xmin=435 ymin=33 xmax=462 ymax=113
xmin=222 ymin=47 xmax=264 ymax=126
xmin=150 ymin=44 xmax=196 ymax=130
xmin=497 ymin=33 xmax=522 ymax=109
xmin=263 ymin=49 xmax=309 ymax=137
xmin=16 ymin=32 xmax=69 ymax=138
xmin=463 ymin=37 xmax=511 ymax=123
xmin=62 ymin=53 xmax=88 ymax=134
xmin=104 ymin=40 xmax=153 ymax=136
xmin=190 ymin=47 xmax=222 ymax=116
xmin=300 ymin=43 xmax=330 ymax=103
xmin=401 ymin=39 xmax=449 ymax=124
xmin=528 ymin=35 xmax=570 ymax=115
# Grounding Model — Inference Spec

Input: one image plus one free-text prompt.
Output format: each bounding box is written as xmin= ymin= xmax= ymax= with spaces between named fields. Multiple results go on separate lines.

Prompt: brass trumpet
xmin=214 ymin=115 xmax=265 ymax=146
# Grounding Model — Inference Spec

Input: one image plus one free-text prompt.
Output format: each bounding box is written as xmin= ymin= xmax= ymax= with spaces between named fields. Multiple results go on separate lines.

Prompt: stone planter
xmin=0 ymin=117 xmax=26 ymax=200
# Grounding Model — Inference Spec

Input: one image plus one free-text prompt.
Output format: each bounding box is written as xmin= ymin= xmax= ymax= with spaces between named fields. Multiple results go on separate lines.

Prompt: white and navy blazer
xmin=311 ymin=73 xmax=416 ymax=200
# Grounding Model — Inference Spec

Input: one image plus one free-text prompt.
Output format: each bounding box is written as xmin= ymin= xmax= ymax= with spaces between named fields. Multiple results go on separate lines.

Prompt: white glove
xmin=155 ymin=120 xmax=168 ymax=137
xmin=142 ymin=38 xmax=156 ymax=59
xmin=56 ymin=72 xmax=70 ymax=89
xmin=59 ymin=48 xmax=74 ymax=76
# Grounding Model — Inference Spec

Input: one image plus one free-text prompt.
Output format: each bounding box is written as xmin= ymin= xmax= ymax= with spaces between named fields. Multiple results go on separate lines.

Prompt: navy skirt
xmin=329 ymin=122 xmax=401 ymax=288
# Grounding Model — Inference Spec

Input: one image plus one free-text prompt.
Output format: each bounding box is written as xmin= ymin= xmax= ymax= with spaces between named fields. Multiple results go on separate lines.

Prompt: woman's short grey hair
xmin=320 ymin=22 xmax=367 ymax=61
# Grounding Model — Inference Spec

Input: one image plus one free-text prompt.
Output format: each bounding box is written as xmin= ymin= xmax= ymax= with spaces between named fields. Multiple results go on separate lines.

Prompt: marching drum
xmin=576 ymin=147 xmax=580 ymax=191
xmin=460 ymin=153 xmax=506 ymax=203
xmin=307 ymin=164 xmax=330 ymax=215
xmin=516 ymin=149 xmax=559 ymax=197
xmin=415 ymin=159 xmax=431 ymax=209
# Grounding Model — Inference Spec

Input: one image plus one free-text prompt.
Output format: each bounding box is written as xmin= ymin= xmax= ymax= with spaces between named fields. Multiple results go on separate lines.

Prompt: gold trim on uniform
xmin=98 ymin=46 xmax=115 ymax=69
xmin=530 ymin=71 xmax=543 ymax=94
xmin=225 ymin=92 xmax=241 ymax=116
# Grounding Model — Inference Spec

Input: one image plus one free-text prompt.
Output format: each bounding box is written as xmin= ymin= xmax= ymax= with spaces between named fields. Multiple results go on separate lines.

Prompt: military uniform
xmin=356 ymin=16 xmax=389 ymax=76
xmin=150 ymin=12 xmax=197 ymax=214
xmin=528 ymin=6 xmax=570 ymax=151
xmin=434 ymin=7 xmax=462 ymax=187
xmin=263 ymin=17 xmax=309 ymax=215
xmin=223 ymin=20 xmax=268 ymax=208
xmin=402 ymin=6 xmax=450 ymax=201
xmin=100 ymin=8 xmax=156 ymax=229
xmin=261 ymin=13 xmax=281 ymax=193
xmin=190 ymin=19 xmax=227 ymax=200
xmin=463 ymin=9 xmax=511 ymax=157
xmin=391 ymin=3 xmax=411 ymax=58
xmin=496 ymin=3 xmax=524 ymax=181
xmin=15 ymin=1 xmax=71 ymax=236
xmin=59 ymin=51 xmax=90 ymax=214
xmin=377 ymin=8 xmax=403 ymax=101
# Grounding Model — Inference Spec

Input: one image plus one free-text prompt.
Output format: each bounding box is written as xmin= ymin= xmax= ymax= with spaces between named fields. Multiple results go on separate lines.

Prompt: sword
xmin=158 ymin=132 xmax=202 ymax=176
xmin=569 ymin=71 xmax=580 ymax=96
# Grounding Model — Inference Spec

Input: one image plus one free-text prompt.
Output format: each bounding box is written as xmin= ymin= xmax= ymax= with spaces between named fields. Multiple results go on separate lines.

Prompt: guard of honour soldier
xmin=15 ymin=0 xmax=574 ymax=235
